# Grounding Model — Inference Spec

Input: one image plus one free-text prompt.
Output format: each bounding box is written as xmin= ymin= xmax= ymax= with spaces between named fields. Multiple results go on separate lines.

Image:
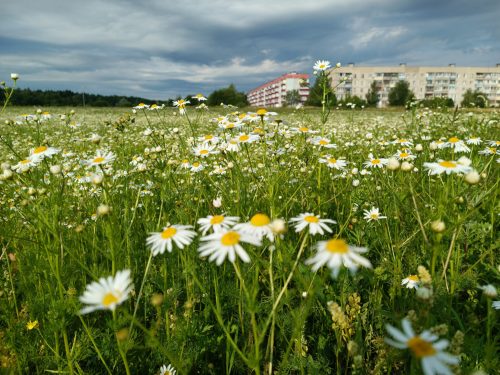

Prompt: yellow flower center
xmin=182 ymin=159 xmax=189 ymax=164
xmin=304 ymin=215 xmax=319 ymax=223
xmin=399 ymin=152 xmax=409 ymax=158
xmin=370 ymin=213 xmax=379 ymax=219
xmin=204 ymin=135 xmax=213 ymax=140
xmin=93 ymin=157 xmax=105 ymax=164
xmin=299 ymin=127 xmax=309 ymax=133
xmin=250 ymin=213 xmax=271 ymax=227
xmin=161 ymin=227 xmax=177 ymax=239
xmin=257 ymin=109 xmax=267 ymax=116
xmin=328 ymin=158 xmax=337 ymax=164
xmin=325 ymin=239 xmax=349 ymax=254
xmin=21 ymin=159 xmax=31 ymax=164
xmin=489 ymin=147 xmax=497 ymax=153
xmin=138 ymin=102 xmax=145 ymax=106
xmin=448 ymin=137 xmax=459 ymax=143
xmin=192 ymin=162 xmax=200 ymax=167
xmin=199 ymin=149 xmax=209 ymax=155
xmin=210 ymin=215 xmax=225 ymax=225
xmin=221 ymin=231 xmax=240 ymax=246
xmin=439 ymin=161 xmax=457 ymax=168
xmin=371 ymin=159 xmax=381 ymax=165
xmin=407 ymin=275 xmax=419 ymax=281
xmin=407 ymin=336 xmax=436 ymax=358
xmin=398 ymin=139 xmax=408 ymax=143
xmin=102 ymin=292 xmax=119 ymax=307
xmin=319 ymin=140 xmax=329 ymax=145
xmin=253 ymin=127 xmax=264 ymax=134
xmin=226 ymin=123 xmax=235 ymax=129
xmin=34 ymin=146 xmax=48 ymax=154
xmin=151 ymin=104 xmax=157 ymax=108
xmin=239 ymin=135 xmax=250 ymax=142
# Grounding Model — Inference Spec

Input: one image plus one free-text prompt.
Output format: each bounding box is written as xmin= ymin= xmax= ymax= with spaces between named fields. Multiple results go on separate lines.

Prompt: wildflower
xmin=313 ymin=60 xmax=331 ymax=71
xmin=487 ymin=140 xmax=500 ymax=147
xmin=478 ymin=147 xmax=498 ymax=155
xmin=363 ymin=207 xmax=387 ymax=222
xmin=197 ymin=214 xmax=240 ymax=235
xmin=386 ymin=157 xmax=400 ymax=170
xmin=319 ymin=156 xmax=348 ymax=170
xmin=11 ymin=73 xmax=19 ymax=80
xmin=13 ymin=158 xmax=40 ymax=173
xmin=146 ymin=225 xmax=197 ymax=256
xmin=305 ymin=238 xmax=372 ymax=278
xmin=479 ymin=284 xmax=497 ymax=298
xmin=29 ymin=146 xmax=60 ymax=161
xmin=96 ymin=204 xmax=112 ymax=217
xmin=394 ymin=149 xmax=416 ymax=161
xmin=79 ymin=269 xmax=133 ymax=314
xmin=466 ymin=136 xmax=481 ymax=145
xmin=234 ymin=213 xmax=275 ymax=241
xmin=401 ymin=161 xmax=413 ymax=171
xmin=311 ymin=137 xmax=337 ymax=149
xmin=457 ymin=156 xmax=472 ymax=166
xmin=173 ymin=99 xmax=190 ymax=115
xmin=26 ymin=320 xmax=39 ymax=330
xmin=493 ymin=301 xmax=500 ymax=309
xmin=385 ymin=318 xmax=459 ymax=375
xmin=50 ymin=165 xmax=62 ymax=175
xmin=293 ymin=126 xmax=319 ymax=135
xmin=159 ymin=364 xmax=177 ymax=375
xmin=364 ymin=154 xmax=388 ymax=168
xmin=423 ymin=160 xmax=472 ymax=175
xmin=85 ymin=151 xmax=115 ymax=168
xmin=212 ymin=197 xmax=222 ymax=208
xmin=192 ymin=93 xmax=207 ymax=101
xmin=392 ymin=139 xmax=413 ymax=147
xmin=235 ymin=133 xmax=260 ymax=144
xmin=198 ymin=134 xmax=219 ymax=144
xmin=190 ymin=162 xmax=204 ymax=172
xmin=464 ymin=170 xmax=480 ymax=184
xmin=198 ymin=229 xmax=261 ymax=265
xmin=401 ymin=275 xmax=420 ymax=289
xmin=443 ymin=137 xmax=470 ymax=153
xmin=133 ymin=103 xmax=149 ymax=110
xmin=289 ymin=213 xmax=336 ymax=235
xmin=192 ymin=143 xmax=218 ymax=158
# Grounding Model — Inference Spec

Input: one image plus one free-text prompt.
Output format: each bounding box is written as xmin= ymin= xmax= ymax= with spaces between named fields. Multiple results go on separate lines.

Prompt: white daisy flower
xmin=385 ymin=318 xmax=459 ymax=375
xmin=305 ymin=238 xmax=372 ymax=278
xmin=198 ymin=134 xmax=219 ymax=144
xmin=29 ymin=146 xmax=60 ymax=161
xmin=133 ymin=102 xmax=149 ymax=109
xmin=197 ymin=214 xmax=240 ymax=235
xmin=146 ymin=225 xmax=197 ymax=256
xmin=85 ymin=151 xmax=115 ymax=168
xmin=478 ymin=147 xmax=498 ymax=155
xmin=443 ymin=137 xmax=470 ymax=153
xmin=159 ymin=364 xmax=176 ymax=375
xmin=222 ymin=139 xmax=241 ymax=153
xmin=466 ymin=137 xmax=481 ymax=145
xmin=364 ymin=154 xmax=388 ymax=168
xmin=319 ymin=156 xmax=348 ymax=170
xmin=235 ymin=133 xmax=260 ymax=144
xmin=79 ymin=269 xmax=133 ymax=314
xmin=313 ymin=60 xmax=331 ymax=71
xmin=13 ymin=158 xmax=40 ymax=173
xmin=392 ymin=139 xmax=414 ymax=147
xmin=401 ymin=275 xmax=420 ymax=289
xmin=192 ymin=143 xmax=218 ymax=158
xmin=487 ymin=140 xmax=500 ymax=147
xmin=394 ymin=149 xmax=416 ymax=161
xmin=190 ymin=162 xmax=204 ymax=172
xmin=233 ymin=213 xmax=275 ymax=241
xmin=289 ymin=213 xmax=336 ymax=235
xmin=192 ymin=93 xmax=207 ymax=101
xmin=310 ymin=137 xmax=337 ymax=149
xmin=198 ymin=229 xmax=261 ymax=265
xmin=423 ymin=160 xmax=472 ymax=175
xmin=363 ymin=207 xmax=387 ymax=222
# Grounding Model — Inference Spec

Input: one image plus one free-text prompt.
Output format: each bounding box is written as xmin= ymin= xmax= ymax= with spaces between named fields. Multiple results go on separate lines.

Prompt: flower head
xmin=313 ymin=60 xmax=331 ymax=71
xmin=85 ymin=150 xmax=115 ymax=168
xmin=198 ymin=229 xmax=261 ymax=265
xmin=423 ymin=160 xmax=472 ymax=175
xmin=363 ymin=207 xmax=387 ymax=222
xmin=146 ymin=225 xmax=197 ymax=256
xmin=79 ymin=269 xmax=133 ymax=314
xmin=159 ymin=363 xmax=177 ymax=375
xmin=197 ymin=214 xmax=240 ymax=235
xmin=233 ymin=213 xmax=275 ymax=241
xmin=401 ymin=275 xmax=420 ymax=289
xmin=289 ymin=213 xmax=336 ymax=235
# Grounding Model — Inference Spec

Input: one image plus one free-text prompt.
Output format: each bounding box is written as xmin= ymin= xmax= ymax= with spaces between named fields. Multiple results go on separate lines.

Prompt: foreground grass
xmin=0 ymin=104 xmax=499 ymax=374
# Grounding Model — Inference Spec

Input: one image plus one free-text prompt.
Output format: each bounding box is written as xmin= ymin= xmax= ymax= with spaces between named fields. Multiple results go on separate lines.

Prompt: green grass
xmin=0 ymin=104 xmax=498 ymax=374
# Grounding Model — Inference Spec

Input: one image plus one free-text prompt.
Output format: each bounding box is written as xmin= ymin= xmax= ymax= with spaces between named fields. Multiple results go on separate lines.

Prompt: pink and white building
xmin=247 ymin=73 xmax=310 ymax=107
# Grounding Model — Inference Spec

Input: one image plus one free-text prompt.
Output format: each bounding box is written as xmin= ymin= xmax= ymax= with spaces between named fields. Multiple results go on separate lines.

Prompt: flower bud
xmin=431 ymin=220 xmax=446 ymax=233
xmin=464 ymin=170 xmax=480 ymax=185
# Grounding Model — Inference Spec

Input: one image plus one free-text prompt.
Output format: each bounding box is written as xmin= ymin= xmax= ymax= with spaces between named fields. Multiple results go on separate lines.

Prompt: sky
xmin=1 ymin=0 xmax=499 ymax=100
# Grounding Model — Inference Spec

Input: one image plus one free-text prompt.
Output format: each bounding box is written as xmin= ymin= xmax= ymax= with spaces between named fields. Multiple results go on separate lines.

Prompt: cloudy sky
xmin=1 ymin=0 xmax=499 ymax=100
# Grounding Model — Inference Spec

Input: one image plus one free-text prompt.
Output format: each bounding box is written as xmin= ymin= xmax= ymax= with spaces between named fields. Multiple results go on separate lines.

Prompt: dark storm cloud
xmin=0 ymin=0 xmax=498 ymax=99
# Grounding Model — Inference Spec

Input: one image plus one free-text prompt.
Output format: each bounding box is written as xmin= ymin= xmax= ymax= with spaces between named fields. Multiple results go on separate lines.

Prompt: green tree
xmin=306 ymin=75 xmax=336 ymax=107
xmin=388 ymin=81 xmax=414 ymax=106
xmin=365 ymin=81 xmax=379 ymax=107
xmin=461 ymin=89 xmax=488 ymax=108
xmin=284 ymin=89 xmax=301 ymax=106
xmin=207 ymin=84 xmax=248 ymax=107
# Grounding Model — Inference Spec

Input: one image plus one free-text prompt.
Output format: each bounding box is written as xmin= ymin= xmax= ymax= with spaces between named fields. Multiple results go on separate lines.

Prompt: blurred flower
xmin=401 ymin=275 xmax=420 ymax=289
xmin=159 ymin=364 xmax=177 ymax=375
xmin=234 ymin=213 xmax=274 ymax=241
xmin=146 ymin=225 xmax=197 ymax=256
xmin=313 ymin=60 xmax=331 ymax=71
xmin=26 ymin=320 xmax=39 ymax=330
xmin=479 ymin=284 xmax=497 ymax=298
xmin=197 ymin=214 xmax=240 ymax=235
xmin=423 ymin=160 xmax=472 ymax=175
xmin=198 ymin=229 xmax=261 ymax=265
xmin=363 ymin=207 xmax=387 ymax=222
xmin=289 ymin=213 xmax=336 ymax=235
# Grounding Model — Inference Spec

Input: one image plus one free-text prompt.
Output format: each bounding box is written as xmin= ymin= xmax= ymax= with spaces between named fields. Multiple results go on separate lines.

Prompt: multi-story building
xmin=329 ymin=63 xmax=500 ymax=107
xmin=247 ymin=73 xmax=310 ymax=107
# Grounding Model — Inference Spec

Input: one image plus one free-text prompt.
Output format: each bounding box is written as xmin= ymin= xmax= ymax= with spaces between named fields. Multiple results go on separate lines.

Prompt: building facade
xmin=329 ymin=64 xmax=500 ymax=107
xmin=247 ymin=73 xmax=310 ymax=107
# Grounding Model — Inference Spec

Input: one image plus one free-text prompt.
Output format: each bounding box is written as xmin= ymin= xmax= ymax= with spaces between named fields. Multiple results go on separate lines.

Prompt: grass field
xmin=0 ymin=102 xmax=499 ymax=374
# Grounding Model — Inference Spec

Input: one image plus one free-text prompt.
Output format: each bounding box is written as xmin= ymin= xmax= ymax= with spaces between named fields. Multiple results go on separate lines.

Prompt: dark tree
xmin=207 ymin=84 xmax=248 ymax=107
xmin=461 ymin=89 xmax=488 ymax=108
xmin=365 ymin=81 xmax=379 ymax=107
xmin=388 ymin=81 xmax=414 ymax=106
xmin=306 ymin=75 xmax=336 ymax=107
xmin=284 ymin=89 xmax=301 ymax=106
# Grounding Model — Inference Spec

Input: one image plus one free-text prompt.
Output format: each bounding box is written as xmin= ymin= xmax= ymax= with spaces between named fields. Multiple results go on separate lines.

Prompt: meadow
xmin=0 ymin=86 xmax=499 ymax=374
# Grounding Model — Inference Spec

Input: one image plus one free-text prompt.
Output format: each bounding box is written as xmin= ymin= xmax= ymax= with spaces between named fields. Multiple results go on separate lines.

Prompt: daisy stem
xmin=128 ymin=251 xmax=154 ymax=334
xmin=113 ymin=310 xmax=131 ymax=375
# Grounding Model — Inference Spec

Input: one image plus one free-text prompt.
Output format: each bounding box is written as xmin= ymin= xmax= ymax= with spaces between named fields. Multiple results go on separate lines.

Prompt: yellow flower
xmin=26 ymin=320 xmax=39 ymax=330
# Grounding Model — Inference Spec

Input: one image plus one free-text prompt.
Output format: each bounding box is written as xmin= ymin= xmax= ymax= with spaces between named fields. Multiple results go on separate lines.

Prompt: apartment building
xmin=329 ymin=63 xmax=500 ymax=107
xmin=247 ymin=73 xmax=310 ymax=107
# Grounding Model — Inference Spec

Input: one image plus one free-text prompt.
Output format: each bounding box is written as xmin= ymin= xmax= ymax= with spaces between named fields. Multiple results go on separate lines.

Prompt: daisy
xmin=192 ymin=93 xmax=207 ymax=101
xmin=198 ymin=229 xmax=261 ymax=265
xmin=313 ymin=60 xmax=331 ymax=71
xmin=394 ymin=149 xmax=416 ymax=161
xmin=133 ymin=103 xmax=149 ymax=110
xmin=235 ymin=133 xmax=260 ymax=144
xmin=364 ymin=154 xmax=388 ymax=168
xmin=146 ymin=225 xmax=197 ymax=256
xmin=392 ymin=139 xmax=414 ymax=147
xmin=234 ymin=213 xmax=275 ymax=241
xmin=319 ymin=156 xmax=348 ymax=170
xmin=423 ymin=160 xmax=472 ymax=175
xmin=401 ymin=275 xmax=420 ymax=289
xmin=197 ymin=214 xmax=240 ymax=234
xmin=478 ymin=147 xmax=498 ymax=155
xmin=222 ymin=139 xmax=241 ymax=153
xmin=443 ymin=137 xmax=470 ymax=153
xmin=293 ymin=126 xmax=319 ymax=135
xmin=466 ymin=136 xmax=482 ymax=145
xmin=493 ymin=301 xmax=500 ymax=309
xmin=385 ymin=318 xmax=459 ymax=375
xmin=29 ymin=145 xmax=60 ymax=161
xmin=13 ymin=158 xmax=40 ymax=173
xmin=190 ymin=161 xmax=204 ymax=172
xmin=85 ymin=151 xmax=115 ymax=168
xmin=79 ymin=269 xmax=133 ymax=314
xmin=487 ymin=140 xmax=500 ymax=147
xmin=179 ymin=159 xmax=190 ymax=169
xmin=198 ymin=134 xmax=219 ymax=144
xmin=363 ymin=207 xmax=387 ymax=222
xmin=289 ymin=213 xmax=336 ymax=235
xmin=305 ymin=238 xmax=372 ymax=278
xmin=192 ymin=143 xmax=218 ymax=158
xmin=159 ymin=364 xmax=176 ymax=375
xmin=310 ymin=136 xmax=337 ymax=149
xmin=173 ymin=99 xmax=190 ymax=115
xmin=219 ymin=120 xmax=243 ymax=130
